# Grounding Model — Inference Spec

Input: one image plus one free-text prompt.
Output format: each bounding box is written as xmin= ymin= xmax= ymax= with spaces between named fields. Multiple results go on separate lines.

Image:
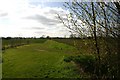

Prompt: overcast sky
xmin=0 ymin=0 xmax=71 ymax=37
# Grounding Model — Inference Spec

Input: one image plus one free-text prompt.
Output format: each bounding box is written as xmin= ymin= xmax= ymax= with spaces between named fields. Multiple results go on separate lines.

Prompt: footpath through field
xmin=2 ymin=40 xmax=81 ymax=78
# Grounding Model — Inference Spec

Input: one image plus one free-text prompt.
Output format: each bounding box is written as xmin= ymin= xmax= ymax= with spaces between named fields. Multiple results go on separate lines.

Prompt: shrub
xmin=64 ymin=55 xmax=96 ymax=73
xmin=73 ymin=55 xmax=95 ymax=73
xmin=64 ymin=56 xmax=73 ymax=62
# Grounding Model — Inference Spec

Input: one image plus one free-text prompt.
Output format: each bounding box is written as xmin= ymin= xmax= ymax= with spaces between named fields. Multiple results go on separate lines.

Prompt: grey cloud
xmin=0 ymin=13 xmax=8 ymax=17
xmin=35 ymin=31 xmax=51 ymax=36
xmin=59 ymin=29 xmax=67 ymax=32
xmin=35 ymin=31 xmax=46 ymax=34
xmin=22 ymin=27 xmax=45 ymax=30
xmin=46 ymin=9 xmax=66 ymax=20
xmin=25 ymin=14 xmax=59 ymax=26
xmin=31 ymin=27 xmax=45 ymax=30
xmin=44 ymin=9 xmax=58 ymax=14
xmin=48 ymin=9 xmax=65 ymax=15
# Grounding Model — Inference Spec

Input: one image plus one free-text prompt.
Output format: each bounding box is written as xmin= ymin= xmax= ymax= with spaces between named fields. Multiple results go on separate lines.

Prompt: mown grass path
xmin=3 ymin=40 xmax=80 ymax=78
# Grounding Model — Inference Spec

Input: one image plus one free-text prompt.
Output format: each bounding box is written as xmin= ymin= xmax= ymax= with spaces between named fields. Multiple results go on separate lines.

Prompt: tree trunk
xmin=91 ymin=2 xmax=101 ymax=79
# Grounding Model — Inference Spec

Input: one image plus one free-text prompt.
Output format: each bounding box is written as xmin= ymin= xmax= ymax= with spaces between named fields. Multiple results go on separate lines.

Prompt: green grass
xmin=2 ymin=40 xmax=81 ymax=78
xmin=53 ymin=38 xmax=93 ymax=54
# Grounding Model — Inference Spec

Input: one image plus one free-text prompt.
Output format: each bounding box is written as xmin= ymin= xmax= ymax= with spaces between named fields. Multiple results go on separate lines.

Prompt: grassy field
xmin=53 ymin=38 xmax=93 ymax=55
xmin=2 ymin=40 xmax=82 ymax=78
xmin=2 ymin=38 xmax=117 ymax=79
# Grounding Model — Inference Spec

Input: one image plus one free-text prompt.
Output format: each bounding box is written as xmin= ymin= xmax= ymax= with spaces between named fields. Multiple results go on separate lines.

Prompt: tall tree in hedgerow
xmin=58 ymin=1 xmax=120 ymax=79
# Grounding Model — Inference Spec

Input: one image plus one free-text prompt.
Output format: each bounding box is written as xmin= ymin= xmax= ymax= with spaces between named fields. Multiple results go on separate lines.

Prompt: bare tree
xmin=58 ymin=0 xmax=119 ymax=79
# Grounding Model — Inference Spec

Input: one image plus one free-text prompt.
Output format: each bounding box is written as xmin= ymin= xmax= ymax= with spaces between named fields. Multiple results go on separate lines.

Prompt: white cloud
xmin=0 ymin=0 xmax=70 ymax=37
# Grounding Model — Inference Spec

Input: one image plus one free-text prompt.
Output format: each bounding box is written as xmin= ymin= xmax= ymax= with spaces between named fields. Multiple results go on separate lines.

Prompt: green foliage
xmin=64 ymin=56 xmax=74 ymax=62
xmin=64 ymin=55 xmax=95 ymax=74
